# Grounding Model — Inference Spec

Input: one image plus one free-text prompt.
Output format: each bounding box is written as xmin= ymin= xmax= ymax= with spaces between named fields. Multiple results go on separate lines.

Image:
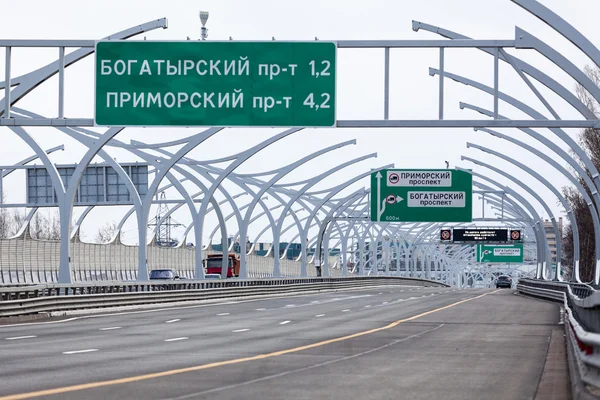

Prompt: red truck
xmin=204 ymin=253 xmax=240 ymax=278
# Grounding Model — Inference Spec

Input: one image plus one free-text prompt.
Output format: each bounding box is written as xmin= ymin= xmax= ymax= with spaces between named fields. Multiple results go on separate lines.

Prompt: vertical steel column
xmin=439 ymin=48 xmax=444 ymax=120
xmin=0 ymin=170 xmax=3 ymax=202
xmin=482 ymin=193 xmax=485 ymax=218
xmin=5 ymin=47 xmax=11 ymax=118
xmin=384 ymin=47 xmax=390 ymax=120
xmin=493 ymin=48 xmax=499 ymax=119
xmin=58 ymin=47 xmax=65 ymax=118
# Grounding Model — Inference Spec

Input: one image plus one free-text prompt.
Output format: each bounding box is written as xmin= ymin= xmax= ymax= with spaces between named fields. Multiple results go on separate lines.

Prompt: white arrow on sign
xmin=376 ymin=171 xmax=383 ymax=221
xmin=379 ymin=199 xmax=386 ymax=220
xmin=396 ymin=196 xmax=404 ymax=203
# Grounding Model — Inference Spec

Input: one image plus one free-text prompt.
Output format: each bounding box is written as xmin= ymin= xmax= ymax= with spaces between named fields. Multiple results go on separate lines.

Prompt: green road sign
xmin=95 ymin=41 xmax=336 ymax=127
xmin=477 ymin=244 xmax=524 ymax=263
xmin=370 ymin=169 xmax=472 ymax=222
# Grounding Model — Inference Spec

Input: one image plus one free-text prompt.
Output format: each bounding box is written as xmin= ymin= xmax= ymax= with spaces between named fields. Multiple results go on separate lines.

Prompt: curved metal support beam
xmin=467 ymin=175 xmax=546 ymax=274
xmin=238 ymin=140 xmax=357 ymax=276
xmin=460 ymin=160 xmax=556 ymax=280
xmin=0 ymin=19 xmax=168 ymax=115
xmin=413 ymin=20 xmax=595 ymax=119
xmin=271 ymin=153 xmax=377 ymax=275
xmin=511 ymin=0 xmax=600 ymax=70
xmin=466 ymin=144 xmax=596 ymax=282
xmin=301 ymin=164 xmax=392 ymax=276
xmin=515 ymin=27 xmax=600 ymax=104
xmin=428 ymin=68 xmax=600 ymax=194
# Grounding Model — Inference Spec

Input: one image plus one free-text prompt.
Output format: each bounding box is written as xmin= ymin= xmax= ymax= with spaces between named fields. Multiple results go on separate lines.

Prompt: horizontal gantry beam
xmin=2 ymin=118 xmax=598 ymax=128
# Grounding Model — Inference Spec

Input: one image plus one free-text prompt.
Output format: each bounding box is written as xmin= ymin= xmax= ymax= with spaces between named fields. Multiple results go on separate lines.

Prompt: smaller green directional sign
xmin=370 ymin=169 xmax=473 ymax=223
xmin=477 ymin=244 xmax=524 ymax=263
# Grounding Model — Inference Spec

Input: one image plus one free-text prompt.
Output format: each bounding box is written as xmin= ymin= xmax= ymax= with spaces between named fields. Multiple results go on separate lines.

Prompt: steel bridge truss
xmin=0 ymin=0 xmax=598 ymax=286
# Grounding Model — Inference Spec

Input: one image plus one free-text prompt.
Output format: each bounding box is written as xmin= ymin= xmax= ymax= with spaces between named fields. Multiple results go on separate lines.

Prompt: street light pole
xmin=199 ymin=11 xmax=209 ymax=41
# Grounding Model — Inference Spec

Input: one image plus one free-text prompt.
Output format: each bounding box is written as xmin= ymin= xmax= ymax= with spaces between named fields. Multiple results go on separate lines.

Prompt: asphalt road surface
xmin=0 ymin=285 xmax=562 ymax=400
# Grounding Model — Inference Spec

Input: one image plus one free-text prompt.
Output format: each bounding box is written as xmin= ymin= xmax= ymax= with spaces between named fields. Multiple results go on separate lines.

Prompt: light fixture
xmin=199 ymin=11 xmax=209 ymax=26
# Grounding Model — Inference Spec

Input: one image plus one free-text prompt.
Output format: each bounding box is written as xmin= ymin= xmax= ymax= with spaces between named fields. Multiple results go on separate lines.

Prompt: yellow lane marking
xmin=0 ymin=290 xmax=497 ymax=400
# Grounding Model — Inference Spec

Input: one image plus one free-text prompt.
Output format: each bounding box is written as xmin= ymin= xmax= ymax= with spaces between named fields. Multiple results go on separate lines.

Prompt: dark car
xmin=149 ymin=269 xmax=180 ymax=280
xmin=496 ymin=275 xmax=512 ymax=289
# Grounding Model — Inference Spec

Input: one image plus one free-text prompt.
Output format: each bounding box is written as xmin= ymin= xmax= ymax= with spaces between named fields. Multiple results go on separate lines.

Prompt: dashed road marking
xmin=165 ymin=319 xmax=180 ymax=324
xmin=5 ymin=335 xmax=36 ymax=340
xmin=62 ymin=349 xmax=98 ymax=355
xmin=232 ymin=329 xmax=250 ymax=333
xmin=99 ymin=327 xmax=121 ymax=331
xmin=217 ymin=313 xmax=230 ymax=316
xmin=315 ymin=314 xmax=325 ymax=318
xmin=164 ymin=337 xmax=188 ymax=342
xmin=279 ymin=321 xmax=291 ymax=325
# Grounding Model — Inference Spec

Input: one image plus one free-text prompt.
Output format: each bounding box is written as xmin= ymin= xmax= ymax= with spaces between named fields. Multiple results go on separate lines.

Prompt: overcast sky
xmin=1 ymin=0 xmax=598 ymax=244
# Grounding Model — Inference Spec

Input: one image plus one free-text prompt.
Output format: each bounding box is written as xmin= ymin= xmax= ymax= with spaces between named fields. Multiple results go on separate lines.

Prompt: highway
xmin=0 ymin=285 xmax=564 ymax=400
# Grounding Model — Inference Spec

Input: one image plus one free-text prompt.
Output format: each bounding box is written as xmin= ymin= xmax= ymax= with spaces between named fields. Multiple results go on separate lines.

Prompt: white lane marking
xmin=2 ymin=286 xmax=391 ymax=329
xmin=5 ymin=335 xmax=37 ymax=340
xmin=168 ymin=324 xmax=445 ymax=400
xmin=165 ymin=319 xmax=180 ymax=323
xmin=99 ymin=327 xmax=121 ymax=331
xmin=341 ymin=309 xmax=350 ymax=312
xmin=255 ymin=308 xmax=267 ymax=311
xmin=164 ymin=337 xmax=188 ymax=342
xmin=232 ymin=329 xmax=250 ymax=333
xmin=62 ymin=349 xmax=98 ymax=355
xmin=315 ymin=314 xmax=325 ymax=318
xmin=310 ymin=301 xmax=320 ymax=304
xmin=279 ymin=320 xmax=291 ymax=325
xmin=285 ymin=304 xmax=295 ymax=307
xmin=217 ymin=313 xmax=230 ymax=316
xmin=382 ymin=301 xmax=389 ymax=305
xmin=378 ymin=292 xmax=383 ymax=295
xmin=364 ymin=305 xmax=372 ymax=308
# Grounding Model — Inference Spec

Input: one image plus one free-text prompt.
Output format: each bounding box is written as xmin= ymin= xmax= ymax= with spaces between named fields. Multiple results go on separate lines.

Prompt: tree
xmin=30 ymin=210 xmax=61 ymax=240
xmin=562 ymin=65 xmax=600 ymax=282
xmin=95 ymin=221 xmax=117 ymax=243
xmin=0 ymin=192 xmax=27 ymax=239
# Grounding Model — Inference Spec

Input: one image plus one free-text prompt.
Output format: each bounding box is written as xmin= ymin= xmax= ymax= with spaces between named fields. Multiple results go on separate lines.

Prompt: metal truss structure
xmin=1 ymin=0 xmax=599 ymax=287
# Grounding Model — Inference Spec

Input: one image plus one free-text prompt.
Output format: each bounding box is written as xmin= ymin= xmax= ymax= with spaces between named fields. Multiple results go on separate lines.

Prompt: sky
xmin=0 ymin=0 xmax=598 ymax=245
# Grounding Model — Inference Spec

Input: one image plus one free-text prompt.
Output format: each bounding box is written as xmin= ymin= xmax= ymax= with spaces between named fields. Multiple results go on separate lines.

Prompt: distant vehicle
xmin=203 ymin=253 xmax=240 ymax=278
xmin=149 ymin=269 xmax=180 ymax=280
xmin=496 ymin=275 xmax=512 ymax=289
xmin=204 ymin=274 xmax=221 ymax=280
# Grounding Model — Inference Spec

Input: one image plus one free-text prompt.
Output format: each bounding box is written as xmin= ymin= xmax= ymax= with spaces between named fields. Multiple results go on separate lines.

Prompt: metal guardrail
xmin=0 ymin=276 xmax=447 ymax=317
xmin=518 ymin=279 xmax=600 ymax=399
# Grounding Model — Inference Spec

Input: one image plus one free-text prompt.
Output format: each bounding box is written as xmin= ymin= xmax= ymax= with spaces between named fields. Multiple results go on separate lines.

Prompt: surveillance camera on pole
xmin=199 ymin=11 xmax=209 ymax=40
